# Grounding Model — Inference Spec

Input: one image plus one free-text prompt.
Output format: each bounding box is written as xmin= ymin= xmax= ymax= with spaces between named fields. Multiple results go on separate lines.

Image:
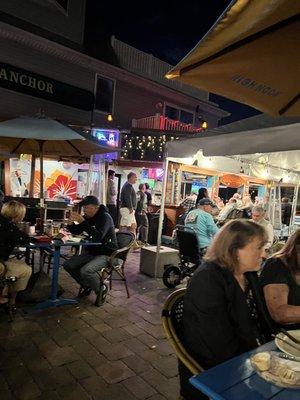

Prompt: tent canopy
xmin=167 ymin=122 xmax=300 ymax=159
xmin=166 ymin=0 xmax=300 ymax=116
xmin=166 ymin=117 xmax=300 ymax=181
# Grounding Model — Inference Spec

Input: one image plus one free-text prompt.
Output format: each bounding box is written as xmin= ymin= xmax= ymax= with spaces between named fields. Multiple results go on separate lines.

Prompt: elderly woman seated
xmin=180 ymin=220 xmax=274 ymax=400
xmin=0 ymin=200 xmax=32 ymax=310
xmin=260 ymin=229 xmax=300 ymax=329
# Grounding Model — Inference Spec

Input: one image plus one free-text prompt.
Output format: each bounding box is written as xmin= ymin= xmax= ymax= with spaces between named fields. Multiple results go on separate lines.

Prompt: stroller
xmin=162 ymin=225 xmax=203 ymax=288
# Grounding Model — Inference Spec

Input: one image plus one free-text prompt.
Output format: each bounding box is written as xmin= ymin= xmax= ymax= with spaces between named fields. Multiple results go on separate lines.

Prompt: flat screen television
xmin=140 ymin=169 xmax=149 ymax=179
xmin=143 ymin=178 xmax=155 ymax=189
xmin=148 ymin=168 xmax=164 ymax=180
xmin=191 ymin=181 xmax=207 ymax=193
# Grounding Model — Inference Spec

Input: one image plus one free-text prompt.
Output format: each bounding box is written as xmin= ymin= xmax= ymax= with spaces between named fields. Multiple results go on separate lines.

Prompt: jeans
xmin=63 ymin=253 xmax=113 ymax=294
xmin=107 ymin=204 xmax=117 ymax=227
xmin=136 ymin=212 xmax=149 ymax=243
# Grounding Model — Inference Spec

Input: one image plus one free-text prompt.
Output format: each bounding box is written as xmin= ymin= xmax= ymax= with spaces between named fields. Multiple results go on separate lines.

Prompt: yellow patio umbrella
xmin=166 ymin=0 xmax=300 ymax=116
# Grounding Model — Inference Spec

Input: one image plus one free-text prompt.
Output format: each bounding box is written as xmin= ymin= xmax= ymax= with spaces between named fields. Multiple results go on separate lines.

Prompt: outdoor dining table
xmin=190 ymin=341 xmax=300 ymax=400
xmin=28 ymin=240 xmax=102 ymax=311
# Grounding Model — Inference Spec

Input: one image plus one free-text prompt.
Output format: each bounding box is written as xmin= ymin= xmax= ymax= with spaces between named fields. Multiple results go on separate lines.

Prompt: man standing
xmin=185 ymin=198 xmax=218 ymax=251
xmin=251 ymin=205 xmax=274 ymax=249
xmin=107 ymin=169 xmax=117 ymax=226
xmin=281 ymin=197 xmax=292 ymax=226
xmin=136 ymin=183 xmax=149 ymax=243
xmin=144 ymin=182 xmax=152 ymax=207
xmin=120 ymin=172 xmax=137 ymax=234
xmin=63 ymin=195 xmax=118 ymax=306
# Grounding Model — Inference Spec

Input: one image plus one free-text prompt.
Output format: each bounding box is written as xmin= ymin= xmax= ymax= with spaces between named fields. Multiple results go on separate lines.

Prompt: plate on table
xmin=250 ymin=351 xmax=300 ymax=388
xmin=275 ymin=330 xmax=300 ymax=360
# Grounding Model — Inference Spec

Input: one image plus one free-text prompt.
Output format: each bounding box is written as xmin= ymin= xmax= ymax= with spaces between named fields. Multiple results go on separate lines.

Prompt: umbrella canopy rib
xmin=12 ymin=138 xmax=26 ymax=154
xmin=179 ymin=13 xmax=299 ymax=75
xmin=66 ymin=140 xmax=83 ymax=155
xmin=279 ymin=94 xmax=300 ymax=115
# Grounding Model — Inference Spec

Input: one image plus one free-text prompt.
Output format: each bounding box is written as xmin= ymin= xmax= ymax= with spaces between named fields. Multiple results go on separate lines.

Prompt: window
xmin=180 ymin=110 xmax=194 ymax=124
xmin=94 ymin=75 xmax=115 ymax=114
xmin=164 ymin=104 xmax=194 ymax=124
xmin=165 ymin=105 xmax=179 ymax=120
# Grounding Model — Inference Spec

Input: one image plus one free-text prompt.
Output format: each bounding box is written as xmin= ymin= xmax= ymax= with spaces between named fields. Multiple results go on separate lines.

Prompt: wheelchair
xmin=162 ymin=225 xmax=203 ymax=288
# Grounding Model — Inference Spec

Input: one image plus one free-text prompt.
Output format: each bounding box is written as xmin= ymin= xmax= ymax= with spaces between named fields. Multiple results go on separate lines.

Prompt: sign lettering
xmin=0 ymin=62 xmax=94 ymax=111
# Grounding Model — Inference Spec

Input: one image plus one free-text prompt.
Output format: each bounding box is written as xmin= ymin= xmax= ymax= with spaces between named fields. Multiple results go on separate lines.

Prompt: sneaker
xmin=94 ymin=283 xmax=108 ymax=307
xmin=78 ymin=287 xmax=92 ymax=298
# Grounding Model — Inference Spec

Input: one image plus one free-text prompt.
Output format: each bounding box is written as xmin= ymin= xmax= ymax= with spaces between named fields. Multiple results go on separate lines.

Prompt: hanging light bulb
xmin=107 ymin=114 xmax=113 ymax=122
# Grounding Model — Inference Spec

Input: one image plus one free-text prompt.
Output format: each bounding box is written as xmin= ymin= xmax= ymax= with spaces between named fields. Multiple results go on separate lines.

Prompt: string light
xmin=121 ymin=132 xmax=179 ymax=161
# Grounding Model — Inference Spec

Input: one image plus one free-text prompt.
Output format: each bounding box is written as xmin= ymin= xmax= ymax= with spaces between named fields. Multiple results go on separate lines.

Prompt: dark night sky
xmin=85 ymin=0 xmax=261 ymax=125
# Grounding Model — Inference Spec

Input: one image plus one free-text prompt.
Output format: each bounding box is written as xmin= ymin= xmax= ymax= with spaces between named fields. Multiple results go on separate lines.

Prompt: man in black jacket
xmin=63 ymin=196 xmax=118 ymax=306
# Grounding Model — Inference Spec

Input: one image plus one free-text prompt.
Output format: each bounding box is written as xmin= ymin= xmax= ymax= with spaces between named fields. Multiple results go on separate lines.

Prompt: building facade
xmin=0 ymin=0 xmax=228 ymax=163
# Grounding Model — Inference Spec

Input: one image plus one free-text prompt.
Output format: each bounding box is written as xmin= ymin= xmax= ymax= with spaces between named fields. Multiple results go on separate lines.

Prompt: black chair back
xmin=115 ymin=232 xmax=135 ymax=260
xmin=176 ymin=226 xmax=201 ymax=264
xmin=170 ymin=295 xmax=185 ymax=340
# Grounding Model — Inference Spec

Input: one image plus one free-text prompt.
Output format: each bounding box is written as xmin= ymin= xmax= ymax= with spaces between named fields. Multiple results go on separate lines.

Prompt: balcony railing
xmin=132 ymin=114 xmax=204 ymax=133
xmin=111 ymin=36 xmax=208 ymax=102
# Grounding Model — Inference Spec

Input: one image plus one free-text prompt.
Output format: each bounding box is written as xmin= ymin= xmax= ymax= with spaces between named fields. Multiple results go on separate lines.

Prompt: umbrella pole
xmin=29 ymin=155 xmax=36 ymax=197
xmin=37 ymin=140 xmax=45 ymax=221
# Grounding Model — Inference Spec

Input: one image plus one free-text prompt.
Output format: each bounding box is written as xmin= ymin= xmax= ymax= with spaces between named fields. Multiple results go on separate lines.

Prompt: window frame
xmin=93 ymin=73 xmax=116 ymax=116
xmin=163 ymin=102 xmax=195 ymax=125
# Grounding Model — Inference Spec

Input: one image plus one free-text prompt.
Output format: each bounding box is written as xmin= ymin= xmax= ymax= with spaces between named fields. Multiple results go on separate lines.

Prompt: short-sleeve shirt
xmin=260 ymin=257 xmax=300 ymax=306
xmin=185 ymin=208 xmax=218 ymax=249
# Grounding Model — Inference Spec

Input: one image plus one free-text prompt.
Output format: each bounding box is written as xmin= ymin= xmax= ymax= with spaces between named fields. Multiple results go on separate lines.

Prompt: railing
xmin=132 ymin=114 xmax=204 ymax=133
xmin=111 ymin=36 xmax=208 ymax=102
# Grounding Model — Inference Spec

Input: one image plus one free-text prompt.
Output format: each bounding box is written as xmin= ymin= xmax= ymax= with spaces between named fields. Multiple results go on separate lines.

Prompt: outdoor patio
xmin=0 ymin=250 xmax=180 ymax=400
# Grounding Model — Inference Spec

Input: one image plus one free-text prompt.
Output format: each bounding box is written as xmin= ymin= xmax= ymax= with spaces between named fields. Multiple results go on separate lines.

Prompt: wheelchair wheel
xmin=162 ymin=266 xmax=181 ymax=288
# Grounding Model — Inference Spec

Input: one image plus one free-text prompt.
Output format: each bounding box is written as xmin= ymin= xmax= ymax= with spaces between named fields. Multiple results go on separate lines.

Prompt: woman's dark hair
xmin=196 ymin=188 xmax=208 ymax=205
xmin=108 ymin=169 xmax=115 ymax=177
xmin=204 ymin=220 xmax=267 ymax=271
xmin=273 ymin=229 xmax=300 ymax=275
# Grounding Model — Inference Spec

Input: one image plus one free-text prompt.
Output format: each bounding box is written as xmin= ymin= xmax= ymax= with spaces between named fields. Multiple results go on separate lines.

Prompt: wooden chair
xmin=161 ymin=288 xmax=203 ymax=376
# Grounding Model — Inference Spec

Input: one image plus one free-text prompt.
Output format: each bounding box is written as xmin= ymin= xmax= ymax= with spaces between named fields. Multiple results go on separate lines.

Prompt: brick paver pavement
xmin=0 ymin=250 xmax=182 ymax=400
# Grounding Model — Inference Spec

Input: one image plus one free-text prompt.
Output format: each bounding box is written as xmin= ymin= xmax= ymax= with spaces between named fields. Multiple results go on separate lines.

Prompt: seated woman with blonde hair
xmin=260 ymin=229 xmax=300 ymax=329
xmin=0 ymin=200 xmax=32 ymax=310
xmin=180 ymin=220 xmax=275 ymax=400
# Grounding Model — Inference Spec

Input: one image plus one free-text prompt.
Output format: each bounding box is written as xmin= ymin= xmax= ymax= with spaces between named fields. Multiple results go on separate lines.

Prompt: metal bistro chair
xmin=163 ymin=225 xmax=202 ymax=288
xmin=161 ymin=288 xmax=203 ymax=376
xmin=99 ymin=231 xmax=135 ymax=299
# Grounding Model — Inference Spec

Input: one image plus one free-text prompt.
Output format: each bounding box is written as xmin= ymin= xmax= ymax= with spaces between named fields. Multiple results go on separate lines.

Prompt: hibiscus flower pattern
xmin=45 ymin=170 xmax=77 ymax=200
